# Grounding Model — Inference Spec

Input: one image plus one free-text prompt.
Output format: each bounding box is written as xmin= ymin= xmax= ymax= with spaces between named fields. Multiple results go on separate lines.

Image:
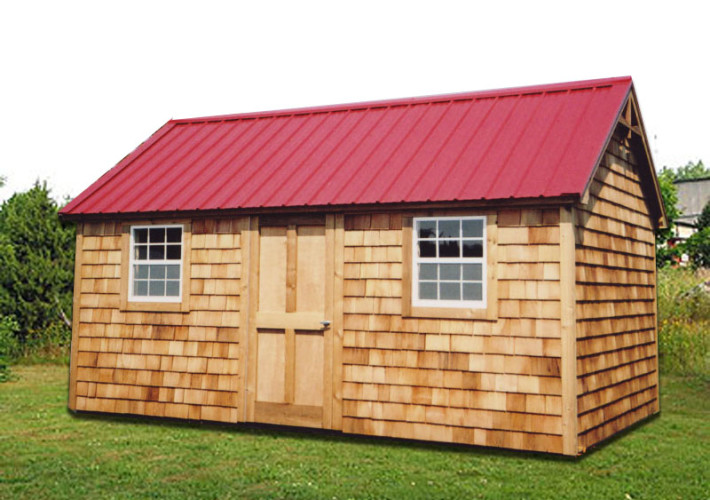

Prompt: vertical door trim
xmin=322 ymin=215 xmax=335 ymax=428
xmin=244 ymin=216 xmax=260 ymax=422
xmin=331 ymin=214 xmax=345 ymax=430
xmin=237 ymin=217 xmax=251 ymax=423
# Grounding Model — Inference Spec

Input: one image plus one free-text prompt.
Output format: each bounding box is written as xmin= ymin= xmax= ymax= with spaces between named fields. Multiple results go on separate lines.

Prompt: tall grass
xmin=657 ymin=267 xmax=710 ymax=377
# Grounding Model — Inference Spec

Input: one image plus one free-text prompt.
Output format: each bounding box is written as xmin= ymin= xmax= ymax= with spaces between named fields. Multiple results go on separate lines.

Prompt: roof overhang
xmin=59 ymin=194 xmax=578 ymax=223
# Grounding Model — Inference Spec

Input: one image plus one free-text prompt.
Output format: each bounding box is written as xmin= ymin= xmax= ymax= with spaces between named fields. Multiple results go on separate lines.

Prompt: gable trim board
xmin=62 ymin=78 xmax=662 ymax=455
xmin=579 ymin=87 xmax=666 ymax=230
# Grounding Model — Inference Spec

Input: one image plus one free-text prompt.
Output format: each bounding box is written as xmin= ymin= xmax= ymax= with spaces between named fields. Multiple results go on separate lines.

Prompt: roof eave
xmin=58 ymin=195 xmax=580 ymax=223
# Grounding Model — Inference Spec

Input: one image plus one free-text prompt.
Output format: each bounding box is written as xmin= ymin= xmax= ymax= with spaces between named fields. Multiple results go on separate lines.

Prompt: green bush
xmin=657 ymin=267 xmax=710 ymax=376
xmin=0 ymin=182 xmax=75 ymax=361
xmin=683 ymin=228 xmax=710 ymax=269
xmin=0 ymin=315 xmax=19 ymax=382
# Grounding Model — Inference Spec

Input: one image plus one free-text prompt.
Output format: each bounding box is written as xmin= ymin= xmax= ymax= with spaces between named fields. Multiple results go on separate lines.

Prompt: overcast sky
xmin=1 ymin=1 xmax=707 ymax=203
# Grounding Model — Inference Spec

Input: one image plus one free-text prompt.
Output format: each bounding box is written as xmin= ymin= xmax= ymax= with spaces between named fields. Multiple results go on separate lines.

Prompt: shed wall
xmin=574 ymin=127 xmax=659 ymax=450
xmin=71 ymin=218 xmax=246 ymax=423
xmin=68 ymin=188 xmax=658 ymax=454
xmin=341 ymin=210 xmax=565 ymax=454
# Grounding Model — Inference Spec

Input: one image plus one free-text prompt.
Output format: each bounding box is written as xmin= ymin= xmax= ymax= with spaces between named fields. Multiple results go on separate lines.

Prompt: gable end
xmin=581 ymin=88 xmax=667 ymax=230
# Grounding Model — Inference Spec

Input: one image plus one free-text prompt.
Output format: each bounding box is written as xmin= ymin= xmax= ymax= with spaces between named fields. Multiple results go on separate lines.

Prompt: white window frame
xmin=128 ymin=224 xmax=184 ymax=303
xmin=411 ymin=216 xmax=487 ymax=309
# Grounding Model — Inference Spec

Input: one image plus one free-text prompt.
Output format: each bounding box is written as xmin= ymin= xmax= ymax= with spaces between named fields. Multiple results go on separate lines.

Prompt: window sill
xmin=403 ymin=304 xmax=496 ymax=321
xmin=120 ymin=300 xmax=189 ymax=313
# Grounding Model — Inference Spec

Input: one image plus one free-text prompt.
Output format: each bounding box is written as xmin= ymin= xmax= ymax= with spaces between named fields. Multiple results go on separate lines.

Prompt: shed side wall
xmin=342 ymin=210 xmax=565 ymax=454
xmin=72 ymin=218 xmax=246 ymax=422
xmin=575 ymin=126 xmax=659 ymax=450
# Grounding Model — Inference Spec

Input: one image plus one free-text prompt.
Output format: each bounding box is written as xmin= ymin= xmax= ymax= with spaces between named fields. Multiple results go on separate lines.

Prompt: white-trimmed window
xmin=129 ymin=225 xmax=183 ymax=302
xmin=412 ymin=216 xmax=486 ymax=308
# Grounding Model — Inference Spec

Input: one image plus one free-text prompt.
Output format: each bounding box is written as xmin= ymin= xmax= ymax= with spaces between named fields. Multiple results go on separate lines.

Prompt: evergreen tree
xmin=0 ymin=182 xmax=75 ymax=352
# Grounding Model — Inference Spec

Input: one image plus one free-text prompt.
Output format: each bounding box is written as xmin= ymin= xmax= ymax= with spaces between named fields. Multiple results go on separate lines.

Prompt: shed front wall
xmin=575 ymin=125 xmax=660 ymax=451
xmin=69 ymin=207 xmax=567 ymax=454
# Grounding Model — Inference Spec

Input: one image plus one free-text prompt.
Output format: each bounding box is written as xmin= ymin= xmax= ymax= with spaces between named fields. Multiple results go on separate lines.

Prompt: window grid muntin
xmin=129 ymin=224 xmax=184 ymax=303
xmin=413 ymin=216 xmax=486 ymax=308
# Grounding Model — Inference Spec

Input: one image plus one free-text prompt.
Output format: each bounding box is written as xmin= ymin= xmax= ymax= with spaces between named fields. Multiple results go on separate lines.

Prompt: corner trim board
xmin=68 ymin=223 xmax=84 ymax=410
xmin=559 ymin=206 xmax=579 ymax=455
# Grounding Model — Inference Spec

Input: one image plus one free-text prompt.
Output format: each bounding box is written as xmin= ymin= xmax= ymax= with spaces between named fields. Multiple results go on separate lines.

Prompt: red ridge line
xmin=169 ymin=77 xmax=632 ymax=125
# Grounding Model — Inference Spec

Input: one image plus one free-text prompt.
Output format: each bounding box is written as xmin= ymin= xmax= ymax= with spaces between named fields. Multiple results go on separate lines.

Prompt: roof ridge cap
xmin=169 ymin=76 xmax=633 ymax=125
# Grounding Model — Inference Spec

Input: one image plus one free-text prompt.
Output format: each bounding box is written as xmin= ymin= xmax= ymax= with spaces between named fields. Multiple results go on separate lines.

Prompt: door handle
xmin=320 ymin=320 xmax=331 ymax=328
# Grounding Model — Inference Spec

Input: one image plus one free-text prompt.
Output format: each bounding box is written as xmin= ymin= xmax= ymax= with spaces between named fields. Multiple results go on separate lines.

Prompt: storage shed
xmin=61 ymin=76 xmax=665 ymax=455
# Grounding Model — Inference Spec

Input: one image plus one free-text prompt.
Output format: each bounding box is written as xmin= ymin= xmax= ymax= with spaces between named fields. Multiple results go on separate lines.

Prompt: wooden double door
xmin=245 ymin=216 xmax=337 ymax=429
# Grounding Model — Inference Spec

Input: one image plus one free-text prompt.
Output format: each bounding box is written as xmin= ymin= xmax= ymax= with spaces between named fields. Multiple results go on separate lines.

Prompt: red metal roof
xmin=62 ymin=77 xmax=634 ymax=216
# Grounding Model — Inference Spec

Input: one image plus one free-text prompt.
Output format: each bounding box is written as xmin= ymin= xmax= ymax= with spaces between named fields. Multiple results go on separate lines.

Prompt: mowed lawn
xmin=1 ymin=366 xmax=708 ymax=499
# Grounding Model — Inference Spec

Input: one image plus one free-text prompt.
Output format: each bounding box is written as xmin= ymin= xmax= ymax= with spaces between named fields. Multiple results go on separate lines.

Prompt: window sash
xmin=412 ymin=216 xmax=487 ymax=309
xmin=128 ymin=224 xmax=184 ymax=303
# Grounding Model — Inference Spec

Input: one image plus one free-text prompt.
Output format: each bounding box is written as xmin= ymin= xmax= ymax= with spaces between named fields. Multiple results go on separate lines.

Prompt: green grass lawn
xmin=1 ymin=366 xmax=708 ymax=499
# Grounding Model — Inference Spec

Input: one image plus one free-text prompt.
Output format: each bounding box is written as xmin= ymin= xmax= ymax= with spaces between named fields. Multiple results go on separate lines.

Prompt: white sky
xmin=1 ymin=1 xmax=708 ymax=203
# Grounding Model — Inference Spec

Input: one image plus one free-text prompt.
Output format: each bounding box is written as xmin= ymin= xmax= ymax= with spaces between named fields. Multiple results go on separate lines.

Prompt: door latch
xmin=320 ymin=320 xmax=331 ymax=328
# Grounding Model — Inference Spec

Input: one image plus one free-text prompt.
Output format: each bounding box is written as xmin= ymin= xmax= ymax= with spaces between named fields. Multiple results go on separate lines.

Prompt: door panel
xmin=258 ymin=226 xmax=287 ymax=312
xmin=248 ymin=219 xmax=333 ymax=429
xmin=296 ymin=225 xmax=325 ymax=312
xmin=256 ymin=330 xmax=285 ymax=403
xmin=295 ymin=331 xmax=324 ymax=406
